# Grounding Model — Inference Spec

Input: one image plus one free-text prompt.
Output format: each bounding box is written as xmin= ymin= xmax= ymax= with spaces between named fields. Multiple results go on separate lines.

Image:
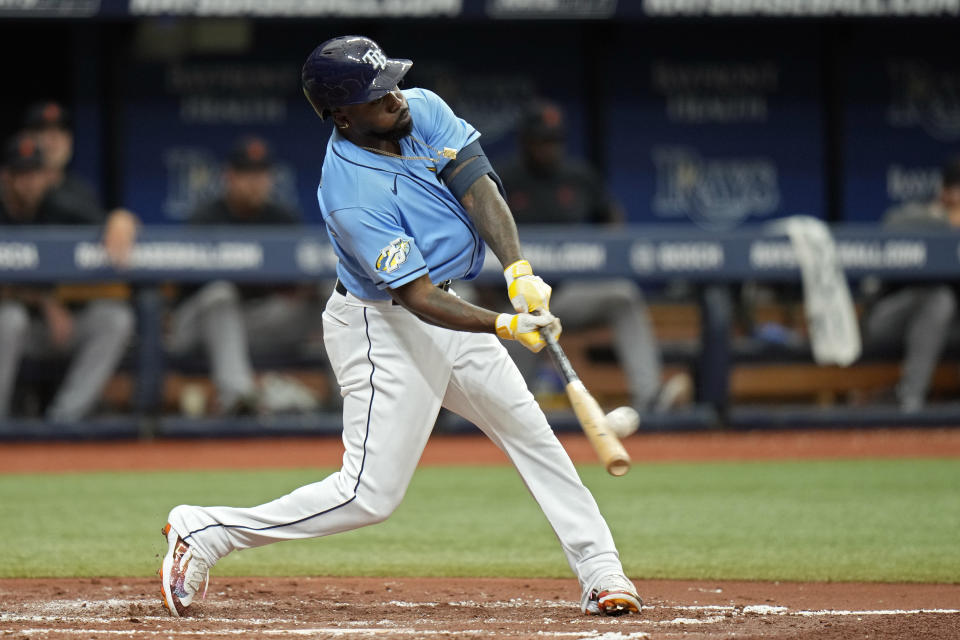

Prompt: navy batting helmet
xmin=302 ymin=36 xmax=412 ymax=119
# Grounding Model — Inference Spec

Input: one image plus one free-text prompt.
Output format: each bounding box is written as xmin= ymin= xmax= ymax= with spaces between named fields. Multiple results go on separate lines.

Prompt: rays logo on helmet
xmin=376 ymin=238 xmax=410 ymax=273
xmin=362 ymin=48 xmax=388 ymax=71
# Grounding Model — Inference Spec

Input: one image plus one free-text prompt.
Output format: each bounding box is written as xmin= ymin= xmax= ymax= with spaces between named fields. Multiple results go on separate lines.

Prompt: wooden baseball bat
xmin=543 ymin=333 xmax=631 ymax=476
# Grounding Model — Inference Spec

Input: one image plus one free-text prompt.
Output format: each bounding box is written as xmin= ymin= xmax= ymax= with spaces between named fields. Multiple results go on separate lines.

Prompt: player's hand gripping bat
xmin=542 ymin=333 xmax=631 ymax=476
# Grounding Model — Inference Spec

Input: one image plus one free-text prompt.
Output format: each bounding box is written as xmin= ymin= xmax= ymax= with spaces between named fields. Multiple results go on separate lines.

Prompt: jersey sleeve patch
xmin=375 ymin=237 xmax=411 ymax=274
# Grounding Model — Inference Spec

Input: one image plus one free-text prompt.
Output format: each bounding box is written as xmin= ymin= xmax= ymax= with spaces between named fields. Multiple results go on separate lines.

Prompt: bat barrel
xmin=543 ymin=334 xmax=631 ymax=477
xmin=566 ymin=380 xmax=632 ymax=477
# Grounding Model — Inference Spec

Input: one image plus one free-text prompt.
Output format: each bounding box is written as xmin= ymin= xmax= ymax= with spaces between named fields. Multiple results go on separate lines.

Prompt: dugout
xmin=2 ymin=3 xmax=960 ymax=435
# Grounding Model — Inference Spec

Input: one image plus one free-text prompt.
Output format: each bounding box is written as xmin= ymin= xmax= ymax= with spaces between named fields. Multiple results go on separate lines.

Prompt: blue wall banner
xmin=841 ymin=26 xmax=960 ymax=223
xmin=119 ymin=24 xmax=586 ymax=223
xmin=121 ymin=40 xmax=321 ymax=223
xmin=603 ymin=25 xmax=824 ymax=229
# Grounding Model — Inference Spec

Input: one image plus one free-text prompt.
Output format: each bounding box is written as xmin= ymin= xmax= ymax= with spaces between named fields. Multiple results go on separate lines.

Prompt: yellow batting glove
xmin=503 ymin=259 xmax=552 ymax=313
xmin=495 ymin=311 xmax=563 ymax=353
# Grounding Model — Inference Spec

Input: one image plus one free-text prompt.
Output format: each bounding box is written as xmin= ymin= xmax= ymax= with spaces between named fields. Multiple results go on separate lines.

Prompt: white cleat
xmin=159 ymin=522 xmax=210 ymax=617
xmin=583 ymin=574 xmax=642 ymax=616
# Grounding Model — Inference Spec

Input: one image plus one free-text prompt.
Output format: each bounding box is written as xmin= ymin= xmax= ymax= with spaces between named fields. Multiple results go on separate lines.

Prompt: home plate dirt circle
xmin=2 ymin=577 xmax=958 ymax=639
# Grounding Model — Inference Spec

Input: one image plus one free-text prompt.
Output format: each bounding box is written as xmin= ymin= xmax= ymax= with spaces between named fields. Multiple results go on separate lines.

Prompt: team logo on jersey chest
xmin=376 ymin=238 xmax=410 ymax=273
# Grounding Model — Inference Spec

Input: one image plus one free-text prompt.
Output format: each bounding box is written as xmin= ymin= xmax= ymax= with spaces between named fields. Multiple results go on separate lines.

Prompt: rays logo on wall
xmin=163 ymin=148 xmax=218 ymax=221
xmin=652 ymin=146 xmax=780 ymax=230
xmin=376 ymin=238 xmax=411 ymax=273
xmin=887 ymin=60 xmax=960 ymax=142
xmin=163 ymin=146 xmax=300 ymax=221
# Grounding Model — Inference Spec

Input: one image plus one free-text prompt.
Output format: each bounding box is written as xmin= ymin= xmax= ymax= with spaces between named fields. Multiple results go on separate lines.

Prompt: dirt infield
xmin=2 ymin=577 xmax=958 ymax=639
xmin=2 ymin=428 xmax=959 ymax=638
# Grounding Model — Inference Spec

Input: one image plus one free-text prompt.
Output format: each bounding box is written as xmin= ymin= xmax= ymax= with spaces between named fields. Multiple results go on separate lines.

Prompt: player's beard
xmin=371 ymin=109 xmax=413 ymax=142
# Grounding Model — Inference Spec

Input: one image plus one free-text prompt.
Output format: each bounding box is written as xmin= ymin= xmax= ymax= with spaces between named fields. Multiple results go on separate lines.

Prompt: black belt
xmin=335 ymin=279 xmax=451 ymax=303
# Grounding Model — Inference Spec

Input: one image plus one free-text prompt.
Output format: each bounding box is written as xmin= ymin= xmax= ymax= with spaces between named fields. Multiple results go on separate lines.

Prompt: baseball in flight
xmin=605 ymin=406 xmax=640 ymax=438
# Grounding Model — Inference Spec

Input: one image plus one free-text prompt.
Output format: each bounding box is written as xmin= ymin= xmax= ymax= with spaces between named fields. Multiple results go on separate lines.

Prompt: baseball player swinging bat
xmin=543 ymin=333 xmax=631 ymax=476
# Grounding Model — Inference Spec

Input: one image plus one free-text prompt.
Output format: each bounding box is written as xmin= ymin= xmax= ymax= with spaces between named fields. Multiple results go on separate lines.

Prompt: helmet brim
xmin=350 ymin=58 xmax=413 ymax=105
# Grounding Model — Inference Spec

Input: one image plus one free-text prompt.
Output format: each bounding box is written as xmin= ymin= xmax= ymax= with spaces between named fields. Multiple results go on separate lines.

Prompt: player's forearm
xmin=459 ymin=175 xmax=523 ymax=268
xmin=391 ymin=278 xmax=499 ymax=334
xmin=404 ymin=289 xmax=500 ymax=333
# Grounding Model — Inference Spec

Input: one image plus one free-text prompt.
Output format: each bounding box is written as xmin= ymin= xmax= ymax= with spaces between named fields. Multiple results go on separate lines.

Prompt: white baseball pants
xmin=169 ymin=288 xmax=626 ymax=593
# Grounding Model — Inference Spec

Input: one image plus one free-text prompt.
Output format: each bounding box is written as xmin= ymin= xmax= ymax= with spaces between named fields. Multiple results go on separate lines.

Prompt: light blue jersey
xmin=317 ymin=88 xmax=484 ymax=300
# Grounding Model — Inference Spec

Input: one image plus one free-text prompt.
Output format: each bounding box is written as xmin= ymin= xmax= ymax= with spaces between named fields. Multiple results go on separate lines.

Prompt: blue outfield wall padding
xmin=0 ymin=417 xmax=142 ymax=441
xmin=1 ymin=404 xmax=958 ymax=442
xmin=436 ymin=405 xmax=719 ymax=435
xmin=729 ymin=403 xmax=960 ymax=430
xmin=157 ymin=412 xmax=345 ymax=439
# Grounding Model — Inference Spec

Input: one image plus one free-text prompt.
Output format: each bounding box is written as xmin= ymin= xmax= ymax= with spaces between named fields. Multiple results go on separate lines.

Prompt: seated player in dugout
xmin=166 ymin=136 xmax=330 ymax=416
xmin=0 ymin=132 xmax=135 ymax=422
xmin=494 ymin=99 xmax=691 ymax=415
xmin=23 ymin=102 xmax=100 ymax=213
xmin=23 ymin=101 xmax=139 ymax=265
xmin=861 ymin=155 xmax=960 ymax=412
xmin=158 ymin=35 xmax=642 ymax=619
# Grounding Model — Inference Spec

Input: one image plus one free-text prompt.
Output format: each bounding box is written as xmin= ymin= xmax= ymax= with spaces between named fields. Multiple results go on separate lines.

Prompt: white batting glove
xmin=504 ymin=259 xmax=552 ymax=313
xmin=495 ymin=311 xmax=562 ymax=353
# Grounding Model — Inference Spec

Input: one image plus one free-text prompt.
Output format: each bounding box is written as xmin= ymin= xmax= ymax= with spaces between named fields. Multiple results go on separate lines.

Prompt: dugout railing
xmin=2 ymin=224 xmax=960 ymax=438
